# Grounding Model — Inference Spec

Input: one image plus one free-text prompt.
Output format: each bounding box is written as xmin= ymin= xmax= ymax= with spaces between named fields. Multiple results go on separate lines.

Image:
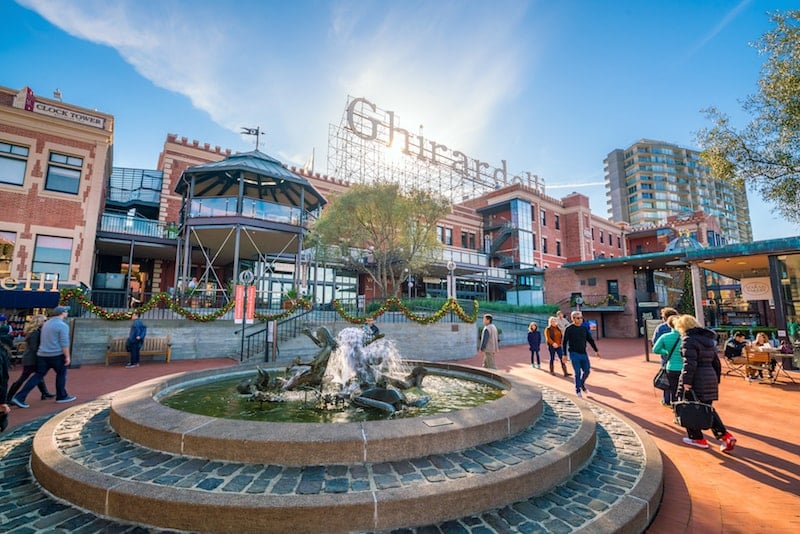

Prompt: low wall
xmin=69 ymin=319 xmax=479 ymax=366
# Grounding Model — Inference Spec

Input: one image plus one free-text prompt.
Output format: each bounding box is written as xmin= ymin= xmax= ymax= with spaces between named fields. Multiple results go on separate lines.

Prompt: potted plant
xmin=283 ymin=287 xmax=298 ymax=309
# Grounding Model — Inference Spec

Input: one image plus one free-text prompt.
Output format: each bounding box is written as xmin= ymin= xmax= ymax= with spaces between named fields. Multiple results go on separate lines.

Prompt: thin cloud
xmin=18 ymin=0 xmax=537 ymax=168
xmin=685 ymin=0 xmax=753 ymax=58
xmin=547 ymin=182 xmax=606 ymax=189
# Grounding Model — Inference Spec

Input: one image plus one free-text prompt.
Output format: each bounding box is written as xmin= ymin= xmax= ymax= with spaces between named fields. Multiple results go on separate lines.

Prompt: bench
xmin=105 ymin=336 xmax=172 ymax=366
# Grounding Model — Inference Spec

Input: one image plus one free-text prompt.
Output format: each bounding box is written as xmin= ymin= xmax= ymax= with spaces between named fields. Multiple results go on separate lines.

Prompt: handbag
xmin=672 ymin=389 xmax=715 ymax=430
xmin=653 ymin=366 xmax=670 ymax=390
xmin=653 ymin=338 xmax=680 ymax=391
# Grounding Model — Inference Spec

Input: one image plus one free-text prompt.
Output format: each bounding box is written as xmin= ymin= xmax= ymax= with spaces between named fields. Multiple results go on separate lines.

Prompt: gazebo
xmin=174 ymin=150 xmax=326 ymax=302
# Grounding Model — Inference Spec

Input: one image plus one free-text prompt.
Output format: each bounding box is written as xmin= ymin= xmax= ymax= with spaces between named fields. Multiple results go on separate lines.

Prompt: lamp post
xmin=447 ymin=260 xmax=456 ymax=299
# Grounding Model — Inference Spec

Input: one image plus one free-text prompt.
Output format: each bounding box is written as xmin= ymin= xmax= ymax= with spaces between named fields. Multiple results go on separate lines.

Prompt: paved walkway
xmin=4 ymin=339 xmax=800 ymax=532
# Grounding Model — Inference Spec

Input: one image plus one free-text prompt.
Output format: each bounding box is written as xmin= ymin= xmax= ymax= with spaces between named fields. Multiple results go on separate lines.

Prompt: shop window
xmin=32 ymin=235 xmax=73 ymax=281
xmin=0 ymin=141 xmax=29 ymax=186
xmin=45 ymin=152 xmax=83 ymax=194
xmin=0 ymin=231 xmax=15 ymax=277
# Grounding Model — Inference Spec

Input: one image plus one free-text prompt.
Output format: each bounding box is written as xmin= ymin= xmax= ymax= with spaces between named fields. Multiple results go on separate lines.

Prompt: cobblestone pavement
xmin=0 ymin=388 xmax=646 ymax=533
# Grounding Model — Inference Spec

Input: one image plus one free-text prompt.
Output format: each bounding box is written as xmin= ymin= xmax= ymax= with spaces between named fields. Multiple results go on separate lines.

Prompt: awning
xmin=0 ymin=290 xmax=60 ymax=309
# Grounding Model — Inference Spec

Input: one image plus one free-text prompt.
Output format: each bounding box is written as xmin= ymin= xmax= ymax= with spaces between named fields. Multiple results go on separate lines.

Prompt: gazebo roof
xmin=176 ymin=150 xmax=326 ymax=211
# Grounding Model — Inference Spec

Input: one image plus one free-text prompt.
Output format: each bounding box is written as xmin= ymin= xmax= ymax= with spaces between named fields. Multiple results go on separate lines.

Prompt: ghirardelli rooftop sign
xmin=345 ymin=96 xmax=542 ymax=191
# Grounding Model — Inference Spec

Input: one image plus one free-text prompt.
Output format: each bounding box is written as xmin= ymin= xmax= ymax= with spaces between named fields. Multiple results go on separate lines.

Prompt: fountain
xmin=162 ymin=326 xmax=501 ymax=423
xmin=23 ymin=325 xmax=663 ymax=533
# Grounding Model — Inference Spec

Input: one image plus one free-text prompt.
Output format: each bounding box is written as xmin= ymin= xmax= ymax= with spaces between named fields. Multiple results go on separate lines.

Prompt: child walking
xmin=528 ymin=322 xmax=542 ymax=369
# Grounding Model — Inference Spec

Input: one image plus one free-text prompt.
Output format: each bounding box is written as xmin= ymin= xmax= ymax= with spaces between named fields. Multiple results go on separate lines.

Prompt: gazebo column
xmin=691 ymin=263 xmax=705 ymax=327
xmin=233 ymin=170 xmax=245 ymax=283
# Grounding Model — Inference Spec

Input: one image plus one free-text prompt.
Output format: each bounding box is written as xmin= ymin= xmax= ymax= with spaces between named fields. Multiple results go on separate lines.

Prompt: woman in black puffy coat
xmin=674 ymin=314 xmax=736 ymax=453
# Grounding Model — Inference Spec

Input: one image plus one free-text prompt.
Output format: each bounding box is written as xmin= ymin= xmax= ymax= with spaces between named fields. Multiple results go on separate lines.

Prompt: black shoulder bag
xmin=653 ymin=338 xmax=680 ymax=391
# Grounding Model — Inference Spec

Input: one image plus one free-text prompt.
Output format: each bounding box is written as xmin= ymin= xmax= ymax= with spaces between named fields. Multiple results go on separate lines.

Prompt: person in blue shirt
xmin=11 ymin=306 xmax=76 ymax=407
xmin=125 ymin=310 xmax=147 ymax=368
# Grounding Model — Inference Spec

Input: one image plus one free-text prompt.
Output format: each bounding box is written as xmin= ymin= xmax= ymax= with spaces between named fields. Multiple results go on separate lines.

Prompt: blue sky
xmin=2 ymin=0 xmax=796 ymax=241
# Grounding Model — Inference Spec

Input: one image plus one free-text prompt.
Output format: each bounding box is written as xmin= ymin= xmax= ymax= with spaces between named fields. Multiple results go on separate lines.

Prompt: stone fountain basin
xmin=108 ymin=361 xmax=542 ymax=466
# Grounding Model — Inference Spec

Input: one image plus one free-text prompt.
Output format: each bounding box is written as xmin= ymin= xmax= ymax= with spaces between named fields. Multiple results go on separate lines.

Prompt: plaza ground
xmin=4 ymin=337 xmax=799 ymax=533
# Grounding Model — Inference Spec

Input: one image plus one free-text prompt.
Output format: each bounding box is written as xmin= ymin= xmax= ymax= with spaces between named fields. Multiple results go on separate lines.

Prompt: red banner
xmin=234 ymin=285 xmax=244 ymax=324
xmin=246 ymin=286 xmax=256 ymax=324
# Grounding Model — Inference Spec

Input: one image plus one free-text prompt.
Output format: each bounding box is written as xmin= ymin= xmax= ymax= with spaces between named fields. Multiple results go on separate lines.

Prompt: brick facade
xmin=0 ymin=85 xmax=113 ymax=285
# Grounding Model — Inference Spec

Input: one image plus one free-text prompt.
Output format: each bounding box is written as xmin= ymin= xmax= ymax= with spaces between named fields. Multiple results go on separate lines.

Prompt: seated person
xmin=724 ymin=331 xmax=748 ymax=362
xmin=752 ymin=331 xmax=773 ymax=349
xmin=749 ymin=332 xmax=776 ymax=378
xmin=780 ymin=337 xmax=794 ymax=354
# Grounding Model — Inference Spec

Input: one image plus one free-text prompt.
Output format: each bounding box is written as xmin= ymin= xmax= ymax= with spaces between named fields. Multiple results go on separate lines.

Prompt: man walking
xmin=480 ymin=314 xmax=500 ymax=369
xmin=125 ymin=310 xmax=147 ymax=368
xmin=11 ymin=306 xmax=76 ymax=408
xmin=563 ymin=311 xmax=601 ymax=398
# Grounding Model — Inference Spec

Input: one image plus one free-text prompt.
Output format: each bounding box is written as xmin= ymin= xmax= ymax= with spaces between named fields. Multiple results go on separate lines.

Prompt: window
xmin=542 ymin=237 xmax=548 ymax=254
xmin=600 ymin=230 xmax=604 ymax=244
xmin=461 ymin=231 xmax=468 ymax=248
xmin=468 ymin=232 xmax=476 ymax=250
xmin=556 ymin=240 xmax=562 ymax=256
xmin=540 ymin=209 xmax=546 ymax=226
xmin=45 ymin=152 xmax=83 ymax=194
xmin=0 ymin=141 xmax=29 ymax=186
xmin=444 ymin=227 xmax=452 ymax=246
xmin=532 ymin=233 xmax=536 ymax=250
xmin=32 ymin=235 xmax=73 ymax=281
xmin=554 ymin=214 xmax=560 ymax=230
xmin=617 ymin=236 xmax=622 ymax=248
xmin=437 ymin=225 xmax=444 ymax=243
xmin=0 ymin=231 xmax=16 ymax=277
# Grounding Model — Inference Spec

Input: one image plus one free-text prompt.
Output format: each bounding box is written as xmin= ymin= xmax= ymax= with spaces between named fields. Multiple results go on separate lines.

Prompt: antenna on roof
xmin=240 ymin=126 xmax=263 ymax=151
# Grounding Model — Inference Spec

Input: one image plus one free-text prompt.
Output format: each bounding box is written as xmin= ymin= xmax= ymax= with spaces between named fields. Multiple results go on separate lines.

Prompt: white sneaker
xmin=576 ymin=391 xmax=583 ymax=398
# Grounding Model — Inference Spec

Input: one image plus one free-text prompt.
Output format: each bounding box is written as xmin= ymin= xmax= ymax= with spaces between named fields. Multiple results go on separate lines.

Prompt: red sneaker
xmin=720 ymin=432 xmax=737 ymax=453
xmin=682 ymin=437 xmax=710 ymax=449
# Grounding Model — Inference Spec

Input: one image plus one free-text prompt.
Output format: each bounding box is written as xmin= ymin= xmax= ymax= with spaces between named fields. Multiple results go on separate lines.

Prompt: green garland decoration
xmin=332 ymin=297 xmax=479 ymax=325
xmin=580 ymin=295 xmax=628 ymax=308
xmin=59 ymin=288 xmax=311 ymax=322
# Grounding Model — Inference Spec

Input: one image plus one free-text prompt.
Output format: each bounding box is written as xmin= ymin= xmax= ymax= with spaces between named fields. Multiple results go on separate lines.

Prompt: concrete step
xmin=3 ymin=384 xmax=662 ymax=533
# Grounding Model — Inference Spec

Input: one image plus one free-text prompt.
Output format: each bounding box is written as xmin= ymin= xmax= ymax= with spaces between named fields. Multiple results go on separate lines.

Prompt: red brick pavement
xmin=5 ymin=340 xmax=800 ymax=533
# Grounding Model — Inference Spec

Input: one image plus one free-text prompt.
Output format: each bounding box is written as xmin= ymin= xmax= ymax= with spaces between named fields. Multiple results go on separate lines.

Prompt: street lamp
xmin=447 ymin=261 xmax=456 ymax=299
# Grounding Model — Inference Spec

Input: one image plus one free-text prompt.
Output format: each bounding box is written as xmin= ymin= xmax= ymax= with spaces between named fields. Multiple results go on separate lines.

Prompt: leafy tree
xmin=697 ymin=10 xmax=800 ymax=224
xmin=309 ymin=181 xmax=451 ymax=297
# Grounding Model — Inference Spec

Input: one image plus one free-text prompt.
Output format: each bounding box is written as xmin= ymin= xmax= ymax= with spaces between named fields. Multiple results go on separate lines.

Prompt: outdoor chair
xmin=745 ymin=347 xmax=773 ymax=384
xmin=721 ymin=353 xmax=747 ymax=379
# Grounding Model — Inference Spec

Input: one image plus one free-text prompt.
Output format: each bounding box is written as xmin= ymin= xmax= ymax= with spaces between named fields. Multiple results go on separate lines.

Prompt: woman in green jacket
xmin=652 ymin=315 xmax=682 ymax=406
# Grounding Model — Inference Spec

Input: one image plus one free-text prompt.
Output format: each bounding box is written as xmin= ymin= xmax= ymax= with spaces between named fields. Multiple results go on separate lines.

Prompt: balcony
xmin=189 ymin=196 xmax=302 ymax=226
xmin=100 ymin=212 xmax=177 ymax=239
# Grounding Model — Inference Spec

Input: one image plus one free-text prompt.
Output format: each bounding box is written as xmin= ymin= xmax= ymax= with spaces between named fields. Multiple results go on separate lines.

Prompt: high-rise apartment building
xmin=605 ymin=139 xmax=752 ymax=244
